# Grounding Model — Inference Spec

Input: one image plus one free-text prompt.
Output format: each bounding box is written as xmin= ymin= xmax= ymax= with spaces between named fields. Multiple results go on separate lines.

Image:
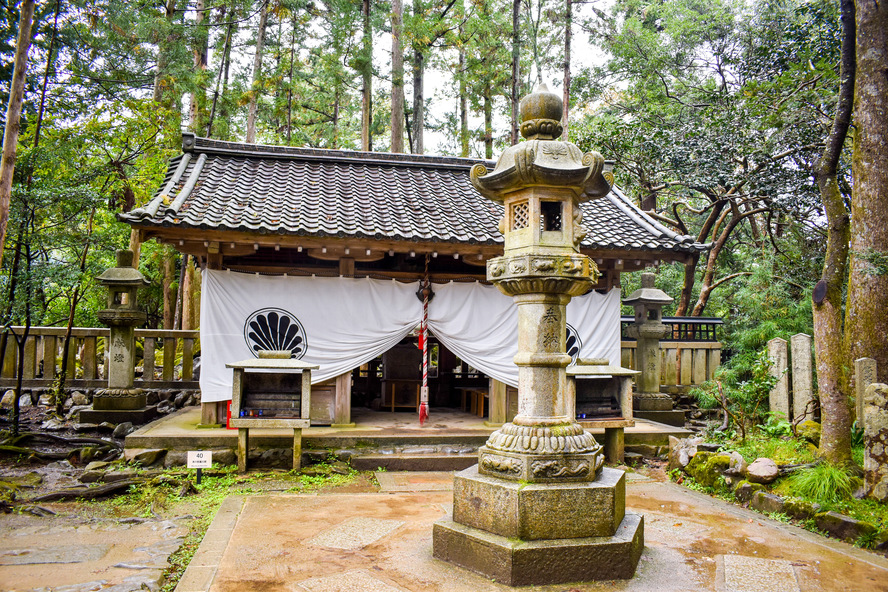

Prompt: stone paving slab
xmin=719 ymin=555 xmax=801 ymax=592
xmin=375 ymin=471 xmax=456 ymax=492
xmin=177 ymin=478 xmax=888 ymax=592
xmin=305 ymin=516 xmax=405 ymax=550
xmin=295 ymin=569 xmax=408 ymax=592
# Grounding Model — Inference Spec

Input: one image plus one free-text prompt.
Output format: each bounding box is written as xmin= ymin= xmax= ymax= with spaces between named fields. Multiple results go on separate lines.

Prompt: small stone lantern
xmin=433 ymin=84 xmax=643 ymax=586
xmin=623 ymin=272 xmax=673 ymax=412
xmin=81 ymin=250 xmax=153 ymax=423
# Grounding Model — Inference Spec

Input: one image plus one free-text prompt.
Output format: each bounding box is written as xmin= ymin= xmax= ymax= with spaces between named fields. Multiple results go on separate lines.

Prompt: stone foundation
xmin=433 ymin=465 xmax=643 ymax=584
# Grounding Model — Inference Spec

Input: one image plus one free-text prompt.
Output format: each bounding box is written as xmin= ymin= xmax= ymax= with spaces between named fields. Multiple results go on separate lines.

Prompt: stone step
xmin=633 ymin=410 xmax=687 ymax=427
xmin=351 ymin=454 xmax=478 ymax=472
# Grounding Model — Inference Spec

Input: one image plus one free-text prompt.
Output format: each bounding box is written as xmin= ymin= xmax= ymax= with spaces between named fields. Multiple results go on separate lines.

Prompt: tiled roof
xmin=121 ymin=134 xmax=707 ymax=256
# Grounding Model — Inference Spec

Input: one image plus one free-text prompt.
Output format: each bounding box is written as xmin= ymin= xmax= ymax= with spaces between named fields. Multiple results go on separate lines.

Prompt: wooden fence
xmin=620 ymin=341 xmax=721 ymax=393
xmin=0 ymin=327 xmax=200 ymax=391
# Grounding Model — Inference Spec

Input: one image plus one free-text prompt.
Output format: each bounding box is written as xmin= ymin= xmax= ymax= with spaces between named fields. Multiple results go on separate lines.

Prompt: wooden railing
xmin=0 ymin=327 xmax=200 ymax=391
xmin=621 ymin=341 xmax=721 ymax=393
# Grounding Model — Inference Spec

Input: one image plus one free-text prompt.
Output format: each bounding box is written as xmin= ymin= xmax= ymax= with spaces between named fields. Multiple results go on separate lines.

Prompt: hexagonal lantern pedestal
xmin=432 ymin=85 xmax=643 ymax=585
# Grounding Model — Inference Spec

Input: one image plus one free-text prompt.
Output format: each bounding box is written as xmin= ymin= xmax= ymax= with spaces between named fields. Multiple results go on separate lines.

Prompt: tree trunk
xmin=411 ymin=46 xmax=424 ymax=154
xmin=361 ymin=0 xmax=372 ymax=151
xmin=674 ymin=255 xmax=698 ymax=317
xmin=245 ymin=0 xmax=269 ymax=143
xmin=182 ymin=260 xmax=200 ymax=330
xmin=511 ymin=0 xmax=520 ymax=145
xmin=162 ymin=253 xmax=176 ymax=330
xmin=153 ymin=0 xmax=179 ymax=107
xmin=0 ymin=0 xmax=36 ymax=269
xmin=484 ymin=83 xmax=493 ymax=159
xmin=391 ymin=0 xmax=405 ymax=152
xmin=459 ymin=46 xmax=468 ymax=157
xmin=189 ymin=0 xmax=209 ymax=132
xmin=562 ymin=0 xmax=571 ymax=141
xmin=814 ymin=0 xmax=855 ymax=465
xmin=845 ymin=0 xmax=888 ymax=385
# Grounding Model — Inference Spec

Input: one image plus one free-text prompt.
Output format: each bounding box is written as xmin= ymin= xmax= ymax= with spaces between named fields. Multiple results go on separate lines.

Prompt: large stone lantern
xmin=624 ymin=272 xmax=674 ymax=415
xmin=81 ymin=250 xmax=154 ymax=424
xmin=433 ymin=85 xmax=643 ymax=586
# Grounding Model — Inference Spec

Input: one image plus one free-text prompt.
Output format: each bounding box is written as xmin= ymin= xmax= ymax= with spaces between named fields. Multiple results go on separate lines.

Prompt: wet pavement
xmin=174 ymin=471 xmax=888 ymax=592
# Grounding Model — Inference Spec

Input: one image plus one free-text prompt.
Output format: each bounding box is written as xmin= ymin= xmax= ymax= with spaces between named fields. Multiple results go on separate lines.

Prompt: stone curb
xmin=173 ymin=495 xmax=245 ymax=592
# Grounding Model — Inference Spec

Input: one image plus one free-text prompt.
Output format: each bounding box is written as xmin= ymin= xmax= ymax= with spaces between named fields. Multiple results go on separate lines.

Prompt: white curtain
xmin=199 ymin=270 xmax=620 ymax=401
xmin=426 ymin=282 xmax=621 ymax=388
xmin=199 ymin=270 xmax=422 ymax=402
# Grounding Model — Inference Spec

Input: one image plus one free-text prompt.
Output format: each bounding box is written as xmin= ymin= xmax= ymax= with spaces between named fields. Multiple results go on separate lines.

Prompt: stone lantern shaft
xmin=469 ymin=84 xmax=615 ymax=483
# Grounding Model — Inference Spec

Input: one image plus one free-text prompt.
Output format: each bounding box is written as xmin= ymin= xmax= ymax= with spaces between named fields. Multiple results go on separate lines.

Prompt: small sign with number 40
xmin=187 ymin=450 xmax=212 ymax=469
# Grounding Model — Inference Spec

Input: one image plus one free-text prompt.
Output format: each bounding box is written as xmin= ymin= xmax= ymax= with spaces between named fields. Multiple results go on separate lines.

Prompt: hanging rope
xmin=419 ymin=255 xmax=431 ymax=425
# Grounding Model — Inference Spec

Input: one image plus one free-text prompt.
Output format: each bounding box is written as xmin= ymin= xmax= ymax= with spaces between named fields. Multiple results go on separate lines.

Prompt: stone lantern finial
xmin=519 ymin=84 xmax=563 ymax=140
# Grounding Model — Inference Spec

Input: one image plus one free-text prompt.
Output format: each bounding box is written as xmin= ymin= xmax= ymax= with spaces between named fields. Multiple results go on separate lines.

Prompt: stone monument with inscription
xmin=432 ymin=85 xmax=643 ymax=586
xmin=80 ymin=250 xmax=156 ymax=424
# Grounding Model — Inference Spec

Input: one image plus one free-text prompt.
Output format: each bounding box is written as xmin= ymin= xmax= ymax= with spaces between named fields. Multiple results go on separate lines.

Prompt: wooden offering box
xmin=226 ymin=354 xmax=318 ymax=472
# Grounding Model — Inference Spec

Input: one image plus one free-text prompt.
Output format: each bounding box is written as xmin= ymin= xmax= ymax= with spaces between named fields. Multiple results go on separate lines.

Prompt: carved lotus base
xmin=487 ymin=254 xmax=598 ymax=297
xmin=478 ymin=447 xmax=604 ymax=483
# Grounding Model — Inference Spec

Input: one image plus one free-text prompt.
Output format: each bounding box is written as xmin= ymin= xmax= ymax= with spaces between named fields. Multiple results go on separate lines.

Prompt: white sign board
xmin=187 ymin=450 xmax=212 ymax=469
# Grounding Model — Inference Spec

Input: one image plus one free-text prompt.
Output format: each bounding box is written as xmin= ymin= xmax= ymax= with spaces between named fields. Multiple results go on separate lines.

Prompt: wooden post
xmin=603 ymin=427 xmax=625 ymax=463
xmin=143 ymin=337 xmax=155 ymax=380
xmin=42 ymin=335 xmax=56 ymax=379
xmin=182 ymin=338 xmax=194 ymax=380
xmin=82 ymin=336 xmax=96 ymax=380
xmin=22 ymin=336 xmax=36 ymax=380
xmin=332 ymin=371 xmax=355 ymax=427
xmin=486 ymin=378 xmax=507 ymax=427
xmin=162 ymin=337 xmax=175 ymax=381
xmin=293 ymin=428 xmax=302 ymax=470
xmin=237 ymin=428 xmax=249 ymax=473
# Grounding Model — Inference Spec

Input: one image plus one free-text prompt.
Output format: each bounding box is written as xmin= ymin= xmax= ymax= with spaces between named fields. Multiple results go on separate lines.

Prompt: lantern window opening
xmin=540 ymin=200 xmax=563 ymax=232
xmin=647 ymin=309 xmax=659 ymax=321
xmin=511 ymin=201 xmax=529 ymax=230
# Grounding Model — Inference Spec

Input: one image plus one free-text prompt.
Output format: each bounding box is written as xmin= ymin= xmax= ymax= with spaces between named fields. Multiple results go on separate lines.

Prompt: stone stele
xmin=863 ymin=382 xmax=888 ymax=502
xmin=432 ymin=84 xmax=643 ymax=586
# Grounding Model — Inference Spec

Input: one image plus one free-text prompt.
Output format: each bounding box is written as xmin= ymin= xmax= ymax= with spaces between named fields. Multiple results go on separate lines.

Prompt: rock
xmin=726 ymin=451 xmax=748 ymax=476
xmin=783 ymin=498 xmax=821 ymax=520
xmin=63 ymin=397 xmax=74 ymax=410
xmin=163 ymin=451 xmax=188 ymax=468
xmin=40 ymin=419 xmax=65 ymax=431
xmin=401 ymin=446 xmax=437 ymax=455
xmin=5 ymin=472 xmax=43 ymax=488
xmin=750 ymin=491 xmax=785 ymax=515
xmin=746 ymin=457 xmax=780 ymax=484
xmin=113 ymin=422 xmax=135 ymax=438
xmin=303 ymin=450 xmax=330 ymax=464
xmin=668 ymin=436 xmax=703 ymax=472
xmin=1 ymin=390 xmax=16 ymax=408
xmin=301 ymin=466 xmax=327 ymax=477
xmin=330 ymin=461 xmax=351 ymax=475
xmin=130 ymin=449 xmax=167 ymax=467
xmin=77 ymin=447 xmax=101 ymax=464
xmin=685 ymin=452 xmax=732 ymax=488
xmin=84 ymin=461 xmax=112 ymax=471
xmin=66 ymin=404 xmax=91 ymax=420
xmin=697 ymin=442 xmax=722 ymax=453
xmin=212 ymin=449 xmax=237 ymax=466
xmin=623 ymin=451 xmax=644 ymax=464
xmin=45 ymin=460 xmax=76 ymax=472
xmin=334 ymin=449 xmax=357 ymax=461
xmin=79 ymin=470 xmax=105 ymax=483
xmin=146 ymin=391 xmax=160 ymax=405
xmin=734 ymin=480 xmax=766 ymax=502
xmin=18 ymin=394 xmax=32 ymax=407
xmin=797 ymin=420 xmax=821 ymax=445
xmin=71 ymin=391 xmax=89 ymax=406
xmin=173 ymin=392 xmax=188 ymax=408
xmin=97 ymin=422 xmax=116 ymax=433
xmin=625 ymin=444 xmax=661 ymax=458
xmin=814 ymin=511 xmax=877 ymax=543
xmin=38 ymin=394 xmax=54 ymax=406
xmin=257 ymin=448 xmax=289 ymax=467
xmin=73 ymin=422 xmax=99 ymax=432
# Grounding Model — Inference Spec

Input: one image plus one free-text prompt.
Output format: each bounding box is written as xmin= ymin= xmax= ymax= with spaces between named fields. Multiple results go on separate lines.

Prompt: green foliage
xmin=758 ymin=415 xmax=793 ymax=438
xmin=781 ymin=462 xmax=860 ymax=508
xmin=732 ymin=434 xmax=816 ymax=465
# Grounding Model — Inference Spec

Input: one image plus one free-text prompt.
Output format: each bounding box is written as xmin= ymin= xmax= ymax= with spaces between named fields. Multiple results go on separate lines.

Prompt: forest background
xmin=0 ymin=0 xmax=885 ymax=463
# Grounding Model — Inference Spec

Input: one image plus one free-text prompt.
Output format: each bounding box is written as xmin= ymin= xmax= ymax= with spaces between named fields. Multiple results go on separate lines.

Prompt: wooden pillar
xmin=200 ymin=401 xmax=221 ymax=426
xmin=293 ymin=428 xmax=302 ymax=470
xmin=486 ymin=378 xmax=508 ymax=427
xmin=333 ymin=371 xmax=355 ymax=427
xmin=237 ymin=428 xmax=249 ymax=473
xmin=603 ymin=427 xmax=625 ymax=464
